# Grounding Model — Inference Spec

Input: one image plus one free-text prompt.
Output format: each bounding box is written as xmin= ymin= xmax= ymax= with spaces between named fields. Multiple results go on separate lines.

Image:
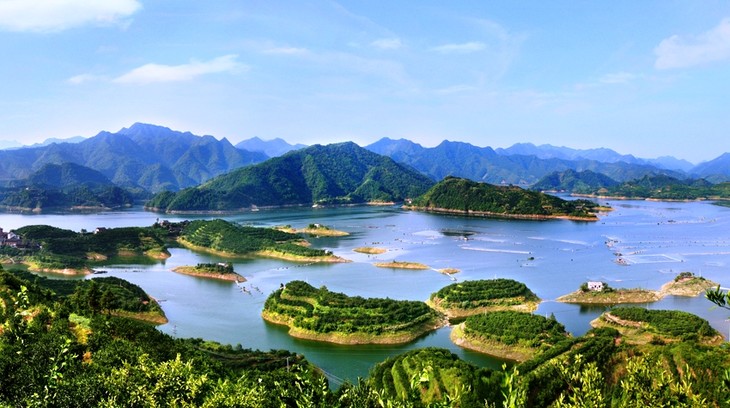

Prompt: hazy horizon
xmin=2 ymin=1 xmax=729 ymax=163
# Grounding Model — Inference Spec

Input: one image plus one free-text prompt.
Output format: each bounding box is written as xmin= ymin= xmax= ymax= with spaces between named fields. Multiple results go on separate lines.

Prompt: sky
xmin=1 ymin=1 xmax=730 ymax=163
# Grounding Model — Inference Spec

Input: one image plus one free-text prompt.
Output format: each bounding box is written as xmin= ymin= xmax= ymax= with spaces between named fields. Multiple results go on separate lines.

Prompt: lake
xmin=1 ymin=199 xmax=729 ymax=385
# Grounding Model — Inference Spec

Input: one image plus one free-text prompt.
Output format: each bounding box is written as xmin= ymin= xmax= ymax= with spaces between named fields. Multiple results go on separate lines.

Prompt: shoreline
xmin=449 ymin=323 xmax=533 ymax=362
xmin=146 ymin=201 xmax=400 ymax=215
xmin=171 ymin=266 xmax=246 ymax=282
xmin=176 ymin=237 xmax=350 ymax=263
xmin=402 ymin=205 xmax=599 ymax=222
xmin=261 ymin=310 xmax=445 ymax=345
xmin=373 ymin=261 xmax=429 ymax=270
xmin=572 ymin=193 xmax=730 ymax=203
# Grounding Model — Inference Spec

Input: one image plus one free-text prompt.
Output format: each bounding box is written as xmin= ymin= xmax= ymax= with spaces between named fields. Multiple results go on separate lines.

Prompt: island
xmin=373 ymin=260 xmax=429 ymax=270
xmin=177 ymin=219 xmax=348 ymax=263
xmin=558 ymin=273 xmax=718 ymax=304
xmin=451 ymin=311 xmax=569 ymax=362
xmin=353 ymin=247 xmax=387 ymax=254
xmin=590 ymin=307 xmax=722 ymax=345
xmin=261 ymin=280 xmax=445 ymax=344
xmin=5 ymin=224 xmax=170 ymax=274
xmin=276 ymin=223 xmax=349 ymax=237
xmin=405 ymin=176 xmax=602 ymax=221
xmin=172 ymin=262 xmax=246 ymax=282
xmin=427 ymin=279 xmax=540 ymax=319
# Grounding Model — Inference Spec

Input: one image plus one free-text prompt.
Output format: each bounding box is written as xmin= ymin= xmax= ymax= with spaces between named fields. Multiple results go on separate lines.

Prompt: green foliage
xmin=608 ymin=307 xmax=717 ymax=339
xmin=595 ymin=174 xmax=730 ymax=200
xmin=431 ymin=279 xmax=539 ymax=310
xmin=411 ymin=177 xmax=599 ymax=218
xmin=532 ymin=169 xmax=619 ymax=194
xmin=147 ymin=142 xmax=435 ymax=212
xmin=181 ymin=219 xmax=329 ymax=258
xmin=264 ymin=280 xmax=442 ymax=336
xmin=463 ymin=311 xmax=567 ymax=348
xmin=368 ymin=348 xmax=503 ymax=407
xmin=194 ymin=262 xmax=235 ymax=274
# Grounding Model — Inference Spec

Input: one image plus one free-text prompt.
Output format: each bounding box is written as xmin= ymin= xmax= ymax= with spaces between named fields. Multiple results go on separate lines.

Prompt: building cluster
xmin=0 ymin=227 xmax=39 ymax=249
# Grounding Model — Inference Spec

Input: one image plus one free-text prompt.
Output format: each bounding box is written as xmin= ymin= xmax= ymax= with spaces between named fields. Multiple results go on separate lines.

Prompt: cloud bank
xmin=114 ymin=55 xmax=245 ymax=84
xmin=0 ymin=0 xmax=142 ymax=32
xmin=655 ymin=18 xmax=730 ymax=69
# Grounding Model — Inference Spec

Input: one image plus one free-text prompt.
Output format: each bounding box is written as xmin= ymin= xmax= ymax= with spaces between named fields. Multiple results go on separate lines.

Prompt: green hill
xmin=590 ymin=174 xmax=730 ymax=200
xmin=0 ymin=163 xmax=134 ymax=211
xmin=146 ymin=142 xmax=435 ymax=212
xmin=408 ymin=176 xmax=600 ymax=220
xmin=531 ymin=169 xmax=619 ymax=193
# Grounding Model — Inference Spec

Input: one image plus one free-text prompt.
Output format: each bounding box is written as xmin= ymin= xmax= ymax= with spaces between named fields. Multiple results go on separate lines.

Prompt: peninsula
xmin=405 ymin=177 xmax=602 ymax=221
xmin=261 ymin=280 xmax=444 ymax=344
xmin=428 ymin=279 xmax=540 ymax=318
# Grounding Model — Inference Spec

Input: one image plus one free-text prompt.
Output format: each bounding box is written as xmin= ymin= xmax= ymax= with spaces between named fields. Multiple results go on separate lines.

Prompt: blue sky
xmin=1 ymin=1 xmax=730 ymax=163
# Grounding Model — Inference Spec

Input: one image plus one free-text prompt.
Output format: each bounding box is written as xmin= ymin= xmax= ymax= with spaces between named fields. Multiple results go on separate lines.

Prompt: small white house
xmin=587 ymin=281 xmax=605 ymax=292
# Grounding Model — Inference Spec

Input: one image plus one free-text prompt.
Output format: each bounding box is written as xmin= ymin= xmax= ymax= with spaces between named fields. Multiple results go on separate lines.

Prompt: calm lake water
xmin=2 ymin=200 xmax=729 ymax=384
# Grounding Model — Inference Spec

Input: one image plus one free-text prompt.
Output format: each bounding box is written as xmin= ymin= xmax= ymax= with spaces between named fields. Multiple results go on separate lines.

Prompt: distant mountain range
xmin=235 ymin=137 xmax=306 ymax=157
xmin=1 ymin=123 xmax=730 ymax=204
xmin=0 ymin=123 xmax=268 ymax=192
xmin=146 ymin=142 xmax=434 ymax=212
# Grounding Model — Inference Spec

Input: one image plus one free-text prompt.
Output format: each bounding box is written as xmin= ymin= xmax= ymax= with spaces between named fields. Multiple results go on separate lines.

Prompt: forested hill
xmin=408 ymin=177 xmax=600 ymax=220
xmin=146 ymin=142 xmax=435 ymax=212
xmin=531 ymin=169 xmax=620 ymax=194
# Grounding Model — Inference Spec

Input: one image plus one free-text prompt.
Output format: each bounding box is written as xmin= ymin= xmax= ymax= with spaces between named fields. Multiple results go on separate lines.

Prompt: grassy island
xmin=178 ymin=219 xmax=348 ymax=263
xmin=373 ymin=261 xmax=429 ymax=270
xmin=353 ymin=247 xmax=387 ymax=254
xmin=406 ymin=176 xmax=602 ymax=221
xmin=559 ymin=273 xmax=718 ymax=305
xmin=276 ymin=223 xmax=349 ymax=237
xmin=261 ymin=280 xmax=445 ymax=344
xmin=428 ymin=279 xmax=540 ymax=318
xmin=451 ymin=311 xmax=569 ymax=362
xmin=591 ymin=307 xmax=722 ymax=345
xmin=172 ymin=262 xmax=246 ymax=282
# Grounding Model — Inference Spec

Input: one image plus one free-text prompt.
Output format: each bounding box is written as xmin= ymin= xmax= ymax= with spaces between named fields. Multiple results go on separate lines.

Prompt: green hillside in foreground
xmin=408 ymin=176 xmax=601 ymax=219
xmin=146 ymin=142 xmax=435 ymax=212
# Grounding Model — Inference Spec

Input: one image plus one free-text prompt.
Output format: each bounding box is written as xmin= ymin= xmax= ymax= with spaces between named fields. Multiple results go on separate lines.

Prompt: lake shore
xmin=176 ymin=237 xmax=350 ymax=263
xmin=557 ymin=277 xmax=718 ymax=304
xmin=403 ymin=205 xmax=599 ymax=222
xmin=261 ymin=309 xmax=445 ymax=345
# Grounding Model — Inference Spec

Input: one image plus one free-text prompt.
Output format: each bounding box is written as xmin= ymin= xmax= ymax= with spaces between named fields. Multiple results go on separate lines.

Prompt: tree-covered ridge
xmin=600 ymin=307 xmax=719 ymax=342
xmin=146 ymin=142 xmax=435 ymax=212
xmin=11 ymin=224 xmax=169 ymax=270
xmin=588 ymin=174 xmax=730 ymax=200
xmin=429 ymin=278 xmax=540 ymax=317
xmin=409 ymin=177 xmax=600 ymax=219
xmin=367 ymin=347 xmax=503 ymax=407
xmin=0 ymin=163 xmax=135 ymax=211
xmin=461 ymin=311 xmax=568 ymax=350
xmin=531 ymin=169 xmax=620 ymax=194
xmin=262 ymin=280 xmax=444 ymax=343
xmin=179 ymin=219 xmax=338 ymax=261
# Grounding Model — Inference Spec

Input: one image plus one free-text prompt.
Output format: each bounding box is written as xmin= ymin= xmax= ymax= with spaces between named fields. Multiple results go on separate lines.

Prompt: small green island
xmin=353 ymin=247 xmax=387 ymax=254
xmin=172 ymin=262 xmax=246 ymax=282
xmin=591 ymin=307 xmax=722 ymax=346
xmin=373 ymin=260 xmax=429 ymax=270
xmin=178 ymin=219 xmax=348 ymax=263
xmin=405 ymin=176 xmax=602 ymax=221
xmin=261 ymin=280 xmax=445 ymax=344
xmin=428 ymin=279 xmax=541 ymax=318
xmin=558 ymin=273 xmax=718 ymax=304
xmin=276 ymin=223 xmax=349 ymax=237
xmin=451 ymin=311 xmax=569 ymax=362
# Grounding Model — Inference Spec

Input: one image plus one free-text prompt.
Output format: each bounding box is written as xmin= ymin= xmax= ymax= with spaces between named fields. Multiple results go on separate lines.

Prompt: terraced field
xmin=428 ymin=278 xmax=540 ymax=318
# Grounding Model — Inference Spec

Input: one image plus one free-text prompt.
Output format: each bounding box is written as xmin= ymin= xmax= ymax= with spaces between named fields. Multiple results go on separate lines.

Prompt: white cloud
xmin=599 ymin=72 xmax=637 ymax=84
xmin=263 ymin=47 xmax=309 ymax=56
xmin=113 ymin=55 xmax=246 ymax=85
xmin=371 ymin=38 xmax=402 ymax=50
xmin=655 ymin=18 xmax=730 ymax=69
xmin=0 ymin=0 xmax=141 ymax=33
xmin=431 ymin=41 xmax=486 ymax=54
xmin=67 ymin=73 xmax=106 ymax=84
